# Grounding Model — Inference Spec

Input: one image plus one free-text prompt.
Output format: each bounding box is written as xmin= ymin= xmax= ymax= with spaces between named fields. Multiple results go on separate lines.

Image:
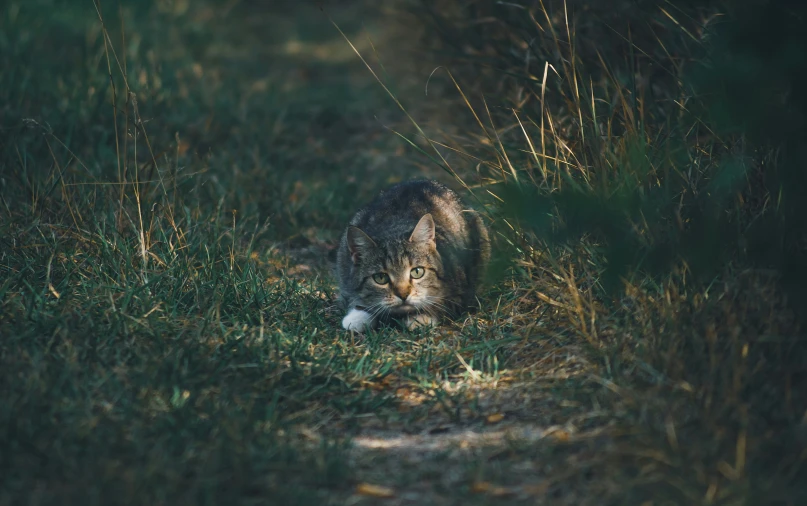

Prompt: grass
xmin=1 ymin=0 xmax=806 ymax=505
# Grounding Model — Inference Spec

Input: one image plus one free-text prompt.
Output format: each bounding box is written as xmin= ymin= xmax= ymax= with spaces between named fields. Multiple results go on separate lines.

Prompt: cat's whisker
xmin=428 ymin=306 xmax=448 ymax=318
xmin=359 ymin=301 xmax=389 ymax=325
xmin=361 ymin=302 xmax=381 ymax=312
xmin=376 ymin=305 xmax=391 ymax=325
xmin=422 ymin=296 xmax=451 ymax=315
xmin=418 ymin=304 xmax=439 ymax=319
xmin=423 ymin=295 xmax=452 ymax=307
xmin=367 ymin=303 xmax=386 ymax=320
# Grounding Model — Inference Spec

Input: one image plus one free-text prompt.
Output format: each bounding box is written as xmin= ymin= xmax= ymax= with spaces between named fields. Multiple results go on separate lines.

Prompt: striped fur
xmin=336 ymin=180 xmax=490 ymax=331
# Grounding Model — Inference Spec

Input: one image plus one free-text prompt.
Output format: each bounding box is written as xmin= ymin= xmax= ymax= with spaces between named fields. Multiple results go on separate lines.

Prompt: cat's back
xmin=350 ymin=180 xmax=467 ymax=238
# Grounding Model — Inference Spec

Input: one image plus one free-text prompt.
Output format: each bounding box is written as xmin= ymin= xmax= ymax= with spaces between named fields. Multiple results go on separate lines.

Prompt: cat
xmin=336 ymin=180 xmax=490 ymax=332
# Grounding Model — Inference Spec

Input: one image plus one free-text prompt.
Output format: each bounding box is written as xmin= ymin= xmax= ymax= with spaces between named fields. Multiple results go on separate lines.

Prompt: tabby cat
xmin=336 ymin=180 xmax=490 ymax=332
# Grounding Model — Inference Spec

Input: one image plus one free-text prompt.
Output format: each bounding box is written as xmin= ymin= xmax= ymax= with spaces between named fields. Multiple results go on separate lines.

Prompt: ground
xmin=1 ymin=1 xmax=804 ymax=505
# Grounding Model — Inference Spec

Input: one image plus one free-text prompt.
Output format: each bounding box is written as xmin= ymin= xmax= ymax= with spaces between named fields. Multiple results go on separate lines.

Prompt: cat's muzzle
xmin=389 ymin=303 xmax=418 ymax=315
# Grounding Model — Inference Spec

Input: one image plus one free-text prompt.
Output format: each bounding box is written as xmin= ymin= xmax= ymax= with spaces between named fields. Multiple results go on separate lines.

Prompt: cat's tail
xmin=463 ymin=209 xmax=491 ymax=312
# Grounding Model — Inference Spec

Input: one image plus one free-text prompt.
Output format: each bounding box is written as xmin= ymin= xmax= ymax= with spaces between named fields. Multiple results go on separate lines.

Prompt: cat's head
xmin=347 ymin=214 xmax=446 ymax=317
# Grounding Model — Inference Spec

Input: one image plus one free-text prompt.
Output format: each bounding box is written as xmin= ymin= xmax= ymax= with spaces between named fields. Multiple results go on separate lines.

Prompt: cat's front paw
xmin=342 ymin=308 xmax=374 ymax=332
xmin=404 ymin=313 xmax=437 ymax=331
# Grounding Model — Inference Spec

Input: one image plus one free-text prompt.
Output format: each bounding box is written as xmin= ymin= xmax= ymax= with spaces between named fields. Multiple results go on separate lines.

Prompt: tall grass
xmin=391 ymin=0 xmax=807 ymax=501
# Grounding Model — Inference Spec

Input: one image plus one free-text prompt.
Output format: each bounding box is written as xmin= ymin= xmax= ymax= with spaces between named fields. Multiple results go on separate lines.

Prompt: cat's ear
xmin=409 ymin=213 xmax=436 ymax=246
xmin=347 ymin=226 xmax=376 ymax=264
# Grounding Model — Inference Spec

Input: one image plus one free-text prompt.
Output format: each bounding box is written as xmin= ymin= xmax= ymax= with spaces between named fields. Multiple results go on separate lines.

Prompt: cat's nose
xmin=394 ymin=284 xmax=411 ymax=301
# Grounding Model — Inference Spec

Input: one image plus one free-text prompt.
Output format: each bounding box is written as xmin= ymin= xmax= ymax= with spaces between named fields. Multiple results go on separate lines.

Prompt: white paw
xmin=405 ymin=314 xmax=437 ymax=331
xmin=342 ymin=309 xmax=374 ymax=332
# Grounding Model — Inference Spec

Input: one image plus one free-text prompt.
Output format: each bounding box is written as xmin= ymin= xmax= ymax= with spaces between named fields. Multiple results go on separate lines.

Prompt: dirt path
xmin=231 ymin=3 xmax=619 ymax=503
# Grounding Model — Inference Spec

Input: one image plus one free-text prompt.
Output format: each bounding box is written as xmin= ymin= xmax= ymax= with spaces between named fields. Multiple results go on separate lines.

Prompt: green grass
xmin=2 ymin=0 xmax=806 ymax=505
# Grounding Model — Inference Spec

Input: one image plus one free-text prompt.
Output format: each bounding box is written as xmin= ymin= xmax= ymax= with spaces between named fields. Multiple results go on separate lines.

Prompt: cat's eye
xmin=372 ymin=272 xmax=390 ymax=285
xmin=410 ymin=266 xmax=425 ymax=279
